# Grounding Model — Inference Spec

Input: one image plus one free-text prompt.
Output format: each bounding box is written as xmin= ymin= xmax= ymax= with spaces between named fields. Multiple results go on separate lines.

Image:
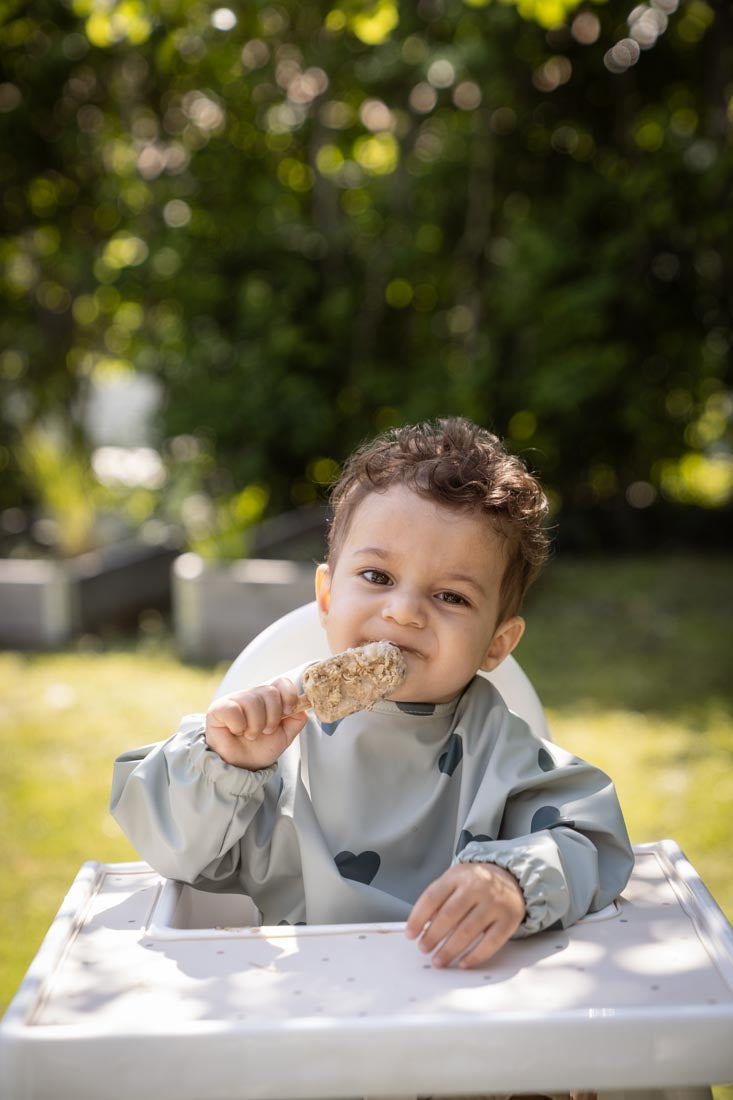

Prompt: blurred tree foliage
xmin=1 ymin=0 xmax=731 ymax=553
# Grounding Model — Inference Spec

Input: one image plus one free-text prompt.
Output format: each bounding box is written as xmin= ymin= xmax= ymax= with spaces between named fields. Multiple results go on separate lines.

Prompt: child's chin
xmin=386 ymin=685 xmax=421 ymax=704
xmin=388 ymin=682 xmax=442 ymax=705
xmin=387 ymin=686 xmax=461 ymax=706
xmin=395 ymin=674 xmax=473 ymax=706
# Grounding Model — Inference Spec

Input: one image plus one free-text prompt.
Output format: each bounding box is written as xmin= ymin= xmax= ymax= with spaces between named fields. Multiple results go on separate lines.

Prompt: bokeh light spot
xmin=212 ymin=8 xmax=237 ymax=31
xmin=316 ymin=144 xmax=345 ymax=176
xmin=509 ymin=410 xmax=537 ymax=441
xmin=353 ymin=133 xmax=399 ymax=175
xmin=385 ymin=279 xmax=413 ymax=308
xmin=163 ymin=200 xmax=191 ymax=228
xmin=453 ymin=81 xmax=482 ymax=110
xmin=427 ymin=59 xmax=456 ymax=89
xmin=571 ymin=12 xmax=600 ymax=43
xmin=409 ymin=82 xmax=437 ymax=114
xmin=350 ymin=1 xmax=399 ymax=45
xmin=0 ymin=83 xmax=22 ymax=112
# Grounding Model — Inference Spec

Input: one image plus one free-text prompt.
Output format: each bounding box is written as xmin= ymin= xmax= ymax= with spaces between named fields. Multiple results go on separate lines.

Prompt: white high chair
xmin=208 ymin=605 xmax=727 ymax=1100
xmin=2 ymin=608 xmax=732 ymax=1100
xmin=214 ymin=600 xmax=551 ymax=742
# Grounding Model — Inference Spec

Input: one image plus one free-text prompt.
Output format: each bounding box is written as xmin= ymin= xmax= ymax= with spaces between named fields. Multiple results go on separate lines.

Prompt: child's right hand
xmin=205 ymin=678 xmax=307 ymax=770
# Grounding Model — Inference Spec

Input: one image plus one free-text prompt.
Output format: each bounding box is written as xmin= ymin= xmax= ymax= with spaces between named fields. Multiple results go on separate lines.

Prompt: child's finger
xmin=405 ymin=876 xmax=453 ymax=940
xmin=239 ymin=693 xmax=269 ymax=739
xmin=259 ymin=684 xmax=287 ymax=734
xmin=271 ymin=677 xmax=302 ymax=717
xmin=207 ymin=697 xmax=249 ymax=737
xmin=414 ymin=890 xmax=473 ymax=957
xmin=454 ymin=919 xmax=512 ymax=969
xmin=429 ymin=906 xmax=486 ymax=969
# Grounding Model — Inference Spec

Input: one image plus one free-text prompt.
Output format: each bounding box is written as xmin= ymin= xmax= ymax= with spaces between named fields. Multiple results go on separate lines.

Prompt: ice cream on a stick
xmin=295 ymin=641 xmax=407 ymax=722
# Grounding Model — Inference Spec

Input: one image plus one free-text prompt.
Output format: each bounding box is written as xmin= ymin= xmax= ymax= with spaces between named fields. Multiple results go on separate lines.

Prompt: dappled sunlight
xmin=77 ymin=0 xmax=153 ymax=48
xmin=1 ymin=0 xmax=728 ymax=549
xmin=617 ymin=940 xmax=704 ymax=977
xmin=657 ymin=452 xmax=733 ymax=509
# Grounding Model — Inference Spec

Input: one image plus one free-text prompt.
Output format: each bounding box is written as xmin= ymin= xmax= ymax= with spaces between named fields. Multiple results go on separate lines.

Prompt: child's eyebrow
xmin=442 ymin=572 xmax=487 ymax=597
xmin=352 ymin=546 xmax=391 ymax=560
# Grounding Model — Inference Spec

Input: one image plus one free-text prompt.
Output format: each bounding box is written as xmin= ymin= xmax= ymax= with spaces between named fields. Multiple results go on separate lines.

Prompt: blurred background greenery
xmin=1 ymin=0 xmax=731 ymax=557
xmin=1 ymin=1 xmax=732 ymax=1089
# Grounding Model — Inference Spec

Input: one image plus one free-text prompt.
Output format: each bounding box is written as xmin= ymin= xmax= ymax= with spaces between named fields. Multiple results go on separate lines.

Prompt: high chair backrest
xmin=214 ymin=601 xmax=551 ymax=741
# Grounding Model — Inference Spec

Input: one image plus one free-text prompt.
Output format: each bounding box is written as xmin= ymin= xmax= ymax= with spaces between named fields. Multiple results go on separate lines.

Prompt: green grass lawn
xmin=521 ymin=554 xmax=733 ymax=925
xmin=1 ymin=554 xmax=732 ymax=1092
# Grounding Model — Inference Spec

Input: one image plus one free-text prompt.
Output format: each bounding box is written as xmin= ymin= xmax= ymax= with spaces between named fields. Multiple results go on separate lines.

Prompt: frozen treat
xmin=296 ymin=642 xmax=407 ymax=722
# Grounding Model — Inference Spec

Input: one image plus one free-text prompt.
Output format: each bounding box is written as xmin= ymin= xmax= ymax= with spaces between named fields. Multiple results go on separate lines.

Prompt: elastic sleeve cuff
xmin=171 ymin=714 xmax=279 ymax=799
xmin=455 ymin=838 xmax=569 ymax=935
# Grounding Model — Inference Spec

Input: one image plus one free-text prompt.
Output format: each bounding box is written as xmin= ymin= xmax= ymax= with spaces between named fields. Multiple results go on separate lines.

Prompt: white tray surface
xmin=26 ymin=849 xmax=731 ymax=1027
xmin=2 ymin=842 xmax=732 ymax=1098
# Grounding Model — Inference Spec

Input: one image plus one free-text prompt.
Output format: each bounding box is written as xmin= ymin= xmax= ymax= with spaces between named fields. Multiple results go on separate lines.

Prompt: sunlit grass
xmin=1 ymin=554 xmax=731 ymax=1098
xmin=520 ymin=554 xmax=733 ymax=923
xmin=543 ymin=704 xmax=733 ymax=918
xmin=0 ymin=643 xmax=225 ymax=1011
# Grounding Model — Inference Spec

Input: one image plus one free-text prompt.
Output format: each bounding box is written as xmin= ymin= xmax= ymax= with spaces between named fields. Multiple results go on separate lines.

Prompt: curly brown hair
xmin=327 ymin=417 xmax=551 ymax=621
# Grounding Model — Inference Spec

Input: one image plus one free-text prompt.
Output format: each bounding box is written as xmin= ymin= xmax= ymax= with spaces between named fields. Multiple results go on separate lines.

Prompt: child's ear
xmin=315 ymin=563 xmax=332 ymax=625
xmin=480 ymin=616 xmax=525 ymax=673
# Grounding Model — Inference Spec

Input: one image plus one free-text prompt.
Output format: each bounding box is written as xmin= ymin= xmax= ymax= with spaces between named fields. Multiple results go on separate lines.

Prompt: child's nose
xmin=381 ymin=587 xmax=425 ymax=628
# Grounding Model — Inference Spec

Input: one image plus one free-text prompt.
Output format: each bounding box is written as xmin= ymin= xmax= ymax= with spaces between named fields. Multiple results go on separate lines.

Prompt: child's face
xmin=315 ymin=485 xmax=524 ymax=704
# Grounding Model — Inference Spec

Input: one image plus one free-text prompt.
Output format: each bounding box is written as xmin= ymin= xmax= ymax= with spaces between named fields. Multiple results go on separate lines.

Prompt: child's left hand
xmin=405 ymin=863 xmax=526 ymax=969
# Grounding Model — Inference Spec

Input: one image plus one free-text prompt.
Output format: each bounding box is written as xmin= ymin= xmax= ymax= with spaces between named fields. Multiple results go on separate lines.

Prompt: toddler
xmin=112 ymin=417 xmax=633 ymax=972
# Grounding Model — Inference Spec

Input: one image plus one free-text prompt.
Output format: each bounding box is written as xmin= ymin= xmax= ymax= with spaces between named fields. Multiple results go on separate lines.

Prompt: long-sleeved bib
xmin=111 ymin=672 xmax=633 ymax=932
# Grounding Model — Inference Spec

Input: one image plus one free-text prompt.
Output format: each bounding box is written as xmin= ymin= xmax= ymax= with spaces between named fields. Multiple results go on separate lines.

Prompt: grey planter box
xmin=0 ymin=540 xmax=178 ymax=650
xmin=0 ymin=559 xmax=73 ymax=649
xmin=173 ymin=553 xmax=316 ymax=663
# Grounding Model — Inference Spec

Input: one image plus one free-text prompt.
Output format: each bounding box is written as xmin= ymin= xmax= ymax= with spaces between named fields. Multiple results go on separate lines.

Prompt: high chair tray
xmin=1 ymin=841 xmax=732 ymax=1099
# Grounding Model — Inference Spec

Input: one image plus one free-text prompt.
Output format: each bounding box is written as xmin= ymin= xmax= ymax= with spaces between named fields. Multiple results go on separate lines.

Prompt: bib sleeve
xmin=110 ymin=714 xmax=279 ymax=892
xmin=455 ymin=709 xmax=634 ymax=936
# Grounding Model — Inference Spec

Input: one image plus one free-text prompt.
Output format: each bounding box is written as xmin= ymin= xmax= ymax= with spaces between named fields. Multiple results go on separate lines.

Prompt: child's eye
xmin=436 ymin=591 xmax=469 ymax=606
xmin=361 ymin=569 xmax=392 ymax=586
